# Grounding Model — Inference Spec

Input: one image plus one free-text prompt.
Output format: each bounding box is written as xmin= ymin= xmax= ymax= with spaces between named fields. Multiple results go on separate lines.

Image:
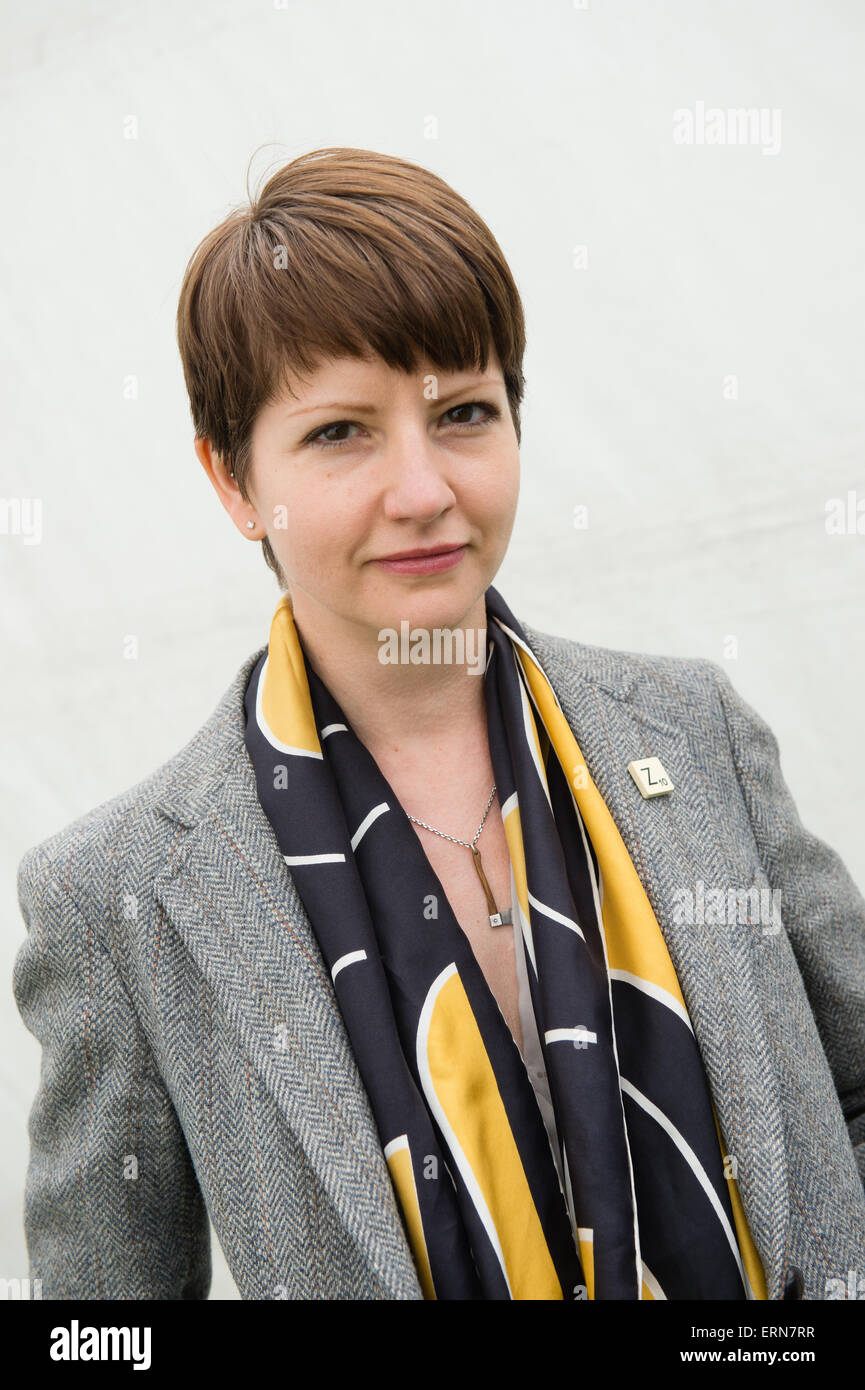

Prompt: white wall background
xmin=2 ymin=0 xmax=863 ymax=1298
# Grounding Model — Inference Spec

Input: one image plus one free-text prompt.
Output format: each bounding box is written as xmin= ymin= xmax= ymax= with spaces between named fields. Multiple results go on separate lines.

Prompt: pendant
xmin=471 ymin=845 xmax=511 ymax=927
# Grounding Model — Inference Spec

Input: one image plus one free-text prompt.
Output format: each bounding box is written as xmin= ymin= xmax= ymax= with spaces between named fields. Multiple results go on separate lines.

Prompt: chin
xmin=387 ymin=584 xmax=487 ymax=629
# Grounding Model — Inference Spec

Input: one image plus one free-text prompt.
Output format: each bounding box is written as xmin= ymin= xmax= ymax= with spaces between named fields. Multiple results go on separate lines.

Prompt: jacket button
xmin=783 ymin=1265 xmax=804 ymax=1300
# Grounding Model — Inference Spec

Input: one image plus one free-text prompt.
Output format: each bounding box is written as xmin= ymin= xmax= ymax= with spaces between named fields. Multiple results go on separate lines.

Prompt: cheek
xmin=271 ymin=489 xmax=357 ymax=568
xmin=474 ymin=456 xmax=520 ymax=527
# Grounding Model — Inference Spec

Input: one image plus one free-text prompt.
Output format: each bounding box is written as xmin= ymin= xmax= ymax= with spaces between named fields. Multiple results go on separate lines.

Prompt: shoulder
xmin=16 ymin=645 xmax=267 ymax=925
xmin=518 ymin=618 xmax=792 ymax=822
xmin=518 ymin=616 xmax=729 ymax=717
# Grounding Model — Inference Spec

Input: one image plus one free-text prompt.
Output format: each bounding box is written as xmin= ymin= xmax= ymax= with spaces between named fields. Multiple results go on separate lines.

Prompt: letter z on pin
xmin=627 ymin=757 xmax=674 ymax=799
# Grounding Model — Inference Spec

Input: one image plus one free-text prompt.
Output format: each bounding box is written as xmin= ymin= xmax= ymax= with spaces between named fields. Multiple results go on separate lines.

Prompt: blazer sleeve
xmin=12 ymin=854 xmax=212 ymax=1299
xmin=710 ymin=663 xmax=865 ymax=1187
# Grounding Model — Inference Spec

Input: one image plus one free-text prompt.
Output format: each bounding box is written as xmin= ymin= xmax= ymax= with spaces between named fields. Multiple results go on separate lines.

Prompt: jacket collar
xmin=153 ymin=621 xmax=789 ymax=1299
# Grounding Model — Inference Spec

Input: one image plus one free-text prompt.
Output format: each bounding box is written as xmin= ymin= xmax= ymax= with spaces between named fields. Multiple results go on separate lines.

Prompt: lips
xmin=373 ymin=544 xmax=468 ymax=576
xmin=379 ymin=544 xmax=466 ymax=561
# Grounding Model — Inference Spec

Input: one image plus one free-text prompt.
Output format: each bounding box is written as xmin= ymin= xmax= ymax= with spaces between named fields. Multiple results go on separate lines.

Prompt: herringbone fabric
xmin=12 ymin=618 xmax=865 ymax=1298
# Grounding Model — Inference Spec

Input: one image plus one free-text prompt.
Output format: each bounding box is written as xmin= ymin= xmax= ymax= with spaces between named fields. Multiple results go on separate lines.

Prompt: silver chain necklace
xmin=406 ymin=783 xmax=512 ymax=928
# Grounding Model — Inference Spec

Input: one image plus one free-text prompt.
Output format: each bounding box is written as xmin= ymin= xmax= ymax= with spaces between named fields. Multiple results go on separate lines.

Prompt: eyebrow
xmin=282 ymin=377 xmax=505 ymax=421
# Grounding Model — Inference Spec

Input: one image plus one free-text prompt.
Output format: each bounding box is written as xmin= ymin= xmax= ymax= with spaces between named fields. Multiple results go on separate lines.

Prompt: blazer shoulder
xmin=16 ymin=645 xmax=266 ymax=923
xmin=520 ymin=617 xmax=726 ymax=710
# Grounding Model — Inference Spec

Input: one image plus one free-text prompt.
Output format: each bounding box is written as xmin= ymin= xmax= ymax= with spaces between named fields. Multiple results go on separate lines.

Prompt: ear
xmin=193 ymin=437 xmax=263 ymax=538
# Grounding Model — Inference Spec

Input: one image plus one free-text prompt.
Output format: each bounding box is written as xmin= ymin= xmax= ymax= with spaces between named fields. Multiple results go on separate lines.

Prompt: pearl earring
xmin=246 ymin=520 xmax=255 ymax=529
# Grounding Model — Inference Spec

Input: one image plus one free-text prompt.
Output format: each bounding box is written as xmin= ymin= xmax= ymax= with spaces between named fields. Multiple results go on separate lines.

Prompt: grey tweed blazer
xmin=12 ymin=621 xmax=865 ymax=1300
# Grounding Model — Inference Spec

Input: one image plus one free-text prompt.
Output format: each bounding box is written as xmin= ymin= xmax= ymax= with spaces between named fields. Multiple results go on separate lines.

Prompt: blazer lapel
xmin=153 ymin=630 xmax=790 ymax=1301
xmin=528 ymin=632 xmax=790 ymax=1300
xmin=153 ymin=649 xmax=423 ymax=1300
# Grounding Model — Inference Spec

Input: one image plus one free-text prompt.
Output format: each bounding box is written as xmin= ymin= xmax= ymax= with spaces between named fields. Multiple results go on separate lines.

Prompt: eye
xmin=303 ymin=419 xmax=362 ymax=450
xmin=444 ymin=400 xmax=502 ymax=429
xmin=301 ymin=399 xmax=502 ymax=451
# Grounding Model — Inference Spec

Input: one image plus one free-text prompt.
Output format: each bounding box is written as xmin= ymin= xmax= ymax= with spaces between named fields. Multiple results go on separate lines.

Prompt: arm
xmin=710 ymin=664 xmax=865 ymax=1184
xmin=12 ymin=855 xmax=211 ymax=1299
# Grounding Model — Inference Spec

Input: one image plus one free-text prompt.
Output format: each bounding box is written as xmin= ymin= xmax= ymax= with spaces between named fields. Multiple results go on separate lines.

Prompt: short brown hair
xmin=175 ymin=146 xmax=527 ymax=587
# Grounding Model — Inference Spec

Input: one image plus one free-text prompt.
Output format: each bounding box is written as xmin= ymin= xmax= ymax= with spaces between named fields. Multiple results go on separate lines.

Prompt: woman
xmin=13 ymin=147 xmax=865 ymax=1302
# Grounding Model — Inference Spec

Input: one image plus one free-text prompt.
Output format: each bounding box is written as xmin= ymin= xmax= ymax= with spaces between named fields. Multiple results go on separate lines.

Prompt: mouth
xmin=374 ymin=543 xmax=468 ymax=576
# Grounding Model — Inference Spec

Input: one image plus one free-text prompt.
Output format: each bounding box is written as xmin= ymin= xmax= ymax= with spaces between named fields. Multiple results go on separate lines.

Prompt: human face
xmin=241 ymin=350 xmax=520 ymax=642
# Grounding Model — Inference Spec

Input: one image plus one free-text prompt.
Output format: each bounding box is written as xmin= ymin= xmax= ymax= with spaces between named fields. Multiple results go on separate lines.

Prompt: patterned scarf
xmin=243 ymin=584 xmax=767 ymax=1301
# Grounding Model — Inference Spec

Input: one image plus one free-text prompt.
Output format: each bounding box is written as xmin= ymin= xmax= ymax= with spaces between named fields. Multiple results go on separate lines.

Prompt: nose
xmin=380 ymin=432 xmax=458 ymax=524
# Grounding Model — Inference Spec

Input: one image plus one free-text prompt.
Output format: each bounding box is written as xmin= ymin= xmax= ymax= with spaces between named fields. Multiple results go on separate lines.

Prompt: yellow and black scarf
xmin=243 ymin=584 xmax=767 ymax=1300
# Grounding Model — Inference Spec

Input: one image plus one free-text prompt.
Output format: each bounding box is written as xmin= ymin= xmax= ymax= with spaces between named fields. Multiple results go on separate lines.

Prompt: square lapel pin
xmin=627 ymin=756 xmax=674 ymax=799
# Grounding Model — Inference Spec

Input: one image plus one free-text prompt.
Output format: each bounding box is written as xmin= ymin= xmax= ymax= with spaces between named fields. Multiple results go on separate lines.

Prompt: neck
xmin=289 ymin=589 xmax=490 ymax=759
